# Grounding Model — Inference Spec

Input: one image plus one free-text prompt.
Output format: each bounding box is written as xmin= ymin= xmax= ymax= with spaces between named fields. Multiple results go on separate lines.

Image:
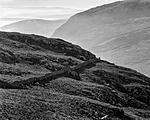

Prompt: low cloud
xmin=0 ymin=6 xmax=83 ymax=26
xmin=0 ymin=7 xmax=82 ymax=19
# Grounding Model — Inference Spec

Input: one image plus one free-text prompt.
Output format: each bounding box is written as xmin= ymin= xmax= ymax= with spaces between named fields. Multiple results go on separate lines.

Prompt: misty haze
xmin=0 ymin=0 xmax=150 ymax=120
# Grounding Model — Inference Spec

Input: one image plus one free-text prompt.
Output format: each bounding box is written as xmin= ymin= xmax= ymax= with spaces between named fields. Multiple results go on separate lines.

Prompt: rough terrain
xmin=0 ymin=31 xmax=150 ymax=120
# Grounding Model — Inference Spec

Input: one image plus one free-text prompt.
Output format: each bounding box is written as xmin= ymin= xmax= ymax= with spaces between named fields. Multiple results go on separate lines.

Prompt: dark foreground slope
xmin=0 ymin=31 xmax=150 ymax=120
xmin=52 ymin=0 xmax=150 ymax=76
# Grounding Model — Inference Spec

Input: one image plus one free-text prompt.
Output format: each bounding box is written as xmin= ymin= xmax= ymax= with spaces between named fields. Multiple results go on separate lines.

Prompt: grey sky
xmin=0 ymin=0 xmax=119 ymax=8
xmin=0 ymin=0 xmax=120 ymax=26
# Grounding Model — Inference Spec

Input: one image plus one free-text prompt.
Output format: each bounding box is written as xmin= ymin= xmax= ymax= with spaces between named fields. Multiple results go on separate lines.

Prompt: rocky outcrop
xmin=10 ymin=58 xmax=100 ymax=89
xmin=0 ymin=80 xmax=16 ymax=89
xmin=0 ymin=48 xmax=17 ymax=64
xmin=11 ymin=67 xmax=80 ymax=89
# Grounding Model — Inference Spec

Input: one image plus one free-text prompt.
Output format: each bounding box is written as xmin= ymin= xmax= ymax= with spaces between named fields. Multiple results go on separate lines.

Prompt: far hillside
xmin=1 ymin=19 xmax=66 ymax=37
xmin=52 ymin=0 xmax=150 ymax=76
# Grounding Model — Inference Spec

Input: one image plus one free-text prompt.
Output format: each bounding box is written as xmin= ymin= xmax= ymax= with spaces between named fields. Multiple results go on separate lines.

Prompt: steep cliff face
xmin=52 ymin=0 xmax=150 ymax=76
xmin=0 ymin=31 xmax=150 ymax=120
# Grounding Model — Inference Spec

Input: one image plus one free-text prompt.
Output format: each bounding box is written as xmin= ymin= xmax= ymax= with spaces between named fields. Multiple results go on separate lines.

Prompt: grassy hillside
xmin=0 ymin=31 xmax=150 ymax=120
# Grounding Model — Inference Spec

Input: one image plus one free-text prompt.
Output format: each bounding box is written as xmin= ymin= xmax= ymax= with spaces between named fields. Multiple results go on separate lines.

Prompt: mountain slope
xmin=52 ymin=0 xmax=150 ymax=76
xmin=1 ymin=19 xmax=66 ymax=37
xmin=0 ymin=31 xmax=150 ymax=119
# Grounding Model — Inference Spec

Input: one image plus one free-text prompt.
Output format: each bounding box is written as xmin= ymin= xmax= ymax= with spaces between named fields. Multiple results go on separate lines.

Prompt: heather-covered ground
xmin=0 ymin=31 xmax=150 ymax=120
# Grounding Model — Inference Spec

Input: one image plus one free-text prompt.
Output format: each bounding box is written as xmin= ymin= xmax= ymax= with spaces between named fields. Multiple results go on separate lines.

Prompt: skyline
xmin=0 ymin=0 xmax=120 ymax=9
xmin=0 ymin=0 xmax=120 ymax=27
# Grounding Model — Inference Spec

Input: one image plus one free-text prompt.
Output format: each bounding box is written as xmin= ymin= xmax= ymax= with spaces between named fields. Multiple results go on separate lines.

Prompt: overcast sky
xmin=0 ymin=0 xmax=119 ymax=8
xmin=0 ymin=0 xmax=119 ymax=26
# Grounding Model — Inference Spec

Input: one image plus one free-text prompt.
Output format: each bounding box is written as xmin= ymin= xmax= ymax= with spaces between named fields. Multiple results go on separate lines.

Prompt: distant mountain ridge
xmin=52 ymin=0 xmax=150 ymax=76
xmin=1 ymin=19 xmax=66 ymax=37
